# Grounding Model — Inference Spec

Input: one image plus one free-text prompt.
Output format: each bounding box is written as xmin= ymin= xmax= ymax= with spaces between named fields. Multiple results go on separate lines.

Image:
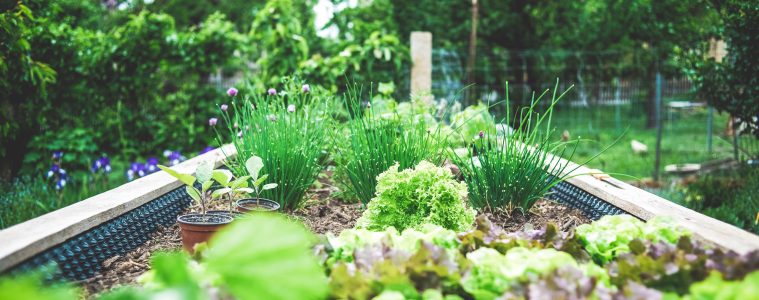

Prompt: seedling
xmin=159 ymin=160 xmax=214 ymax=215
xmin=243 ymin=156 xmax=278 ymax=206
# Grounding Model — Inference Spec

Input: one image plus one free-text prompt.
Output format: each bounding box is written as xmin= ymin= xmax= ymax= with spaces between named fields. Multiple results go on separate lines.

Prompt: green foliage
xmin=679 ymin=270 xmax=759 ymax=300
xmin=688 ymin=1 xmax=759 ymax=137
xmin=452 ymin=83 xmax=586 ymax=211
xmin=221 ymin=92 xmax=329 ymax=210
xmin=0 ymin=272 xmax=79 ymax=300
xmin=449 ymin=103 xmax=496 ymax=147
xmin=335 ymin=88 xmax=446 ymax=205
xmin=575 ymin=215 xmax=689 ymax=264
xmin=356 ymin=161 xmax=475 ymax=232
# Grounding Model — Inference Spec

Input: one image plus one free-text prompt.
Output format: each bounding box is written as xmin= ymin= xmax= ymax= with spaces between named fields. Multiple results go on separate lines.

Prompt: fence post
xmin=410 ymin=32 xmax=433 ymax=103
xmin=653 ymin=72 xmax=663 ymax=181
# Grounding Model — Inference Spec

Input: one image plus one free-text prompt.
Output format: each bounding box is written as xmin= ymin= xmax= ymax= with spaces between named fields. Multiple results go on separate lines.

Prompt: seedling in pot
xmin=159 ymin=161 xmax=233 ymax=252
xmin=234 ymin=156 xmax=280 ymax=212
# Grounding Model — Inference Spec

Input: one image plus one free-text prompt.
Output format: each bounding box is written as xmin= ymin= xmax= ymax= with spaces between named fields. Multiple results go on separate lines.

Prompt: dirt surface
xmin=480 ymin=199 xmax=592 ymax=233
xmin=82 ymin=224 xmax=181 ymax=297
xmin=292 ymin=199 xmax=363 ymax=234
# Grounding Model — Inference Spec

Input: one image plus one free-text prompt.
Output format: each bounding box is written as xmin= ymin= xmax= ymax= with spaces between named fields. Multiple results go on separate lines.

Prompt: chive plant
xmin=216 ymin=90 xmax=330 ymax=211
xmin=335 ymin=86 xmax=447 ymax=205
xmin=453 ymin=81 xmax=590 ymax=211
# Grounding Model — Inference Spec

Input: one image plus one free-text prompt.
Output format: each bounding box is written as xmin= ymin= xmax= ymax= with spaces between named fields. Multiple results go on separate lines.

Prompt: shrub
xmin=218 ymin=90 xmax=330 ymax=211
xmin=355 ymin=161 xmax=475 ymax=231
xmin=335 ymin=87 xmax=447 ymax=205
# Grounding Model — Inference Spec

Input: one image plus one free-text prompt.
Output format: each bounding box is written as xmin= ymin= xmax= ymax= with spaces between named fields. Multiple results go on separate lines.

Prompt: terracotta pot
xmin=177 ymin=213 xmax=233 ymax=252
xmin=235 ymin=198 xmax=280 ymax=213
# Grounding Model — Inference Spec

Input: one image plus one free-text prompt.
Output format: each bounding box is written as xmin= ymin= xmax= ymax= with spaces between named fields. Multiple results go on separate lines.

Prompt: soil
xmin=177 ymin=213 xmax=233 ymax=224
xmin=480 ymin=199 xmax=592 ymax=233
xmin=80 ymin=170 xmax=590 ymax=297
xmin=82 ymin=224 xmax=181 ymax=297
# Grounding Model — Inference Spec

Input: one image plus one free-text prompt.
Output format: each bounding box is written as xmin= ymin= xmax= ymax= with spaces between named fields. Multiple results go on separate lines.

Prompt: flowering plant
xmin=46 ymin=151 xmax=68 ymax=191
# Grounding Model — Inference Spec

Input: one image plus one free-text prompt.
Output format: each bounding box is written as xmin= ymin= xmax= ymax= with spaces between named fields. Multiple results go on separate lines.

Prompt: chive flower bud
xmin=287 ymin=104 xmax=296 ymax=113
xmin=209 ymin=118 xmax=218 ymax=126
xmin=227 ymin=87 xmax=238 ymax=97
xmin=268 ymin=88 xmax=277 ymax=95
xmin=221 ymin=104 xmax=229 ymax=112
xmin=302 ymin=84 xmax=310 ymax=93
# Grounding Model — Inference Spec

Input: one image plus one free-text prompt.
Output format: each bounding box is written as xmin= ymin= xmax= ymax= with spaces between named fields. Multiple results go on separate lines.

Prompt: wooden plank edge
xmin=0 ymin=144 xmax=238 ymax=272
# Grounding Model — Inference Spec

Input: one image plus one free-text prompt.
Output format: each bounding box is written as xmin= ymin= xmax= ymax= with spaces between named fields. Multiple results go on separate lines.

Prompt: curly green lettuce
xmin=356 ymin=161 xmax=475 ymax=232
xmin=575 ymin=215 xmax=690 ymax=264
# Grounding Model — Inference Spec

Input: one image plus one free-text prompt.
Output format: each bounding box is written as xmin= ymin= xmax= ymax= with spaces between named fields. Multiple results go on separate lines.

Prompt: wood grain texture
xmin=0 ymin=145 xmax=238 ymax=272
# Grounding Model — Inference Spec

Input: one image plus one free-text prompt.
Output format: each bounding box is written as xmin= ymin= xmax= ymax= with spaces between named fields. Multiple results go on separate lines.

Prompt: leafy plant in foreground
xmin=452 ymin=82 xmax=587 ymax=211
xmin=355 ymin=161 xmax=475 ymax=232
xmin=335 ymin=86 xmax=447 ymax=205
xmin=209 ymin=156 xmax=278 ymax=213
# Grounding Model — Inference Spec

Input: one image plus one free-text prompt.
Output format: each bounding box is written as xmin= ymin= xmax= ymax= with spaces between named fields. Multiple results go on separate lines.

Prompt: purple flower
xmin=302 ymin=84 xmax=310 ymax=93
xmin=220 ymin=104 xmax=229 ymax=112
xmin=227 ymin=87 xmax=238 ymax=97
xmin=267 ymin=88 xmax=277 ymax=96
xmin=146 ymin=157 xmax=159 ymax=173
xmin=233 ymin=122 xmax=239 ymax=129
xmin=478 ymin=130 xmax=485 ymax=138
xmin=200 ymin=146 xmax=215 ymax=154
xmin=209 ymin=117 xmax=218 ymax=126
xmin=287 ymin=104 xmax=296 ymax=113
xmin=166 ymin=151 xmax=185 ymax=166
xmin=91 ymin=156 xmax=112 ymax=174
xmin=55 ymin=178 xmax=67 ymax=190
xmin=52 ymin=151 xmax=63 ymax=160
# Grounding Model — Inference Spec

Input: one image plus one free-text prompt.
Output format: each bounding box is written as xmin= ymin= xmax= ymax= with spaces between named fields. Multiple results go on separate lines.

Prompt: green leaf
xmin=212 ymin=169 xmax=234 ymax=186
xmin=195 ymin=160 xmax=214 ymax=183
xmin=245 ymin=156 xmax=264 ymax=180
xmin=212 ymin=188 xmax=233 ymax=199
xmin=253 ymin=174 xmax=269 ymax=187
xmin=204 ymin=214 xmax=328 ymax=300
xmin=236 ymin=188 xmax=254 ymax=194
xmin=262 ymin=183 xmax=278 ymax=191
xmin=0 ymin=273 xmax=79 ymax=300
xmin=186 ymin=186 xmax=202 ymax=203
xmin=231 ymin=176 xmax=251 ymax=189
xmin=159 ymin=165 xmax=196 ymax=186
xmin=201 ymin=181 xmax=213 ymax=194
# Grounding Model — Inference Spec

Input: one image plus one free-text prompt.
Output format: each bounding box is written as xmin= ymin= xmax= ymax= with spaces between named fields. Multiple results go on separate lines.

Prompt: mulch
xmin=80 ymin=171 xmax=591 ymax=297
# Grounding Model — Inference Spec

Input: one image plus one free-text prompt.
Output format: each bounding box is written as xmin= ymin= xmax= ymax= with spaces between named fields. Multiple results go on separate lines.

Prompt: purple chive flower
xmin=478 ymin=131 xmax=485 ymax=138
xmin=200 ymin=146 xmax=215 ymax=154
xmin=267 ymin=88 xmax=277 ymax=95
xmin=287 ymin=104 xmax=296 ymax=113
xmin=220 ymin=104 xmax=229 ymax=112
xmin=233 ymin=122 xmax=239 ymax=129
xmin=302 ymin=84 xmax=310 ymax=93
xmin=227 ymin=87 xmax=238 ymax=97
xmin=209 ymin=117 xmax=218 ymax=126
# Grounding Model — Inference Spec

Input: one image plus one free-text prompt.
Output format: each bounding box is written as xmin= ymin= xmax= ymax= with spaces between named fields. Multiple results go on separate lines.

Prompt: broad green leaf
xmin=201 ymin=181 xmax=214 ymax=194
xmin=253 ymin=174 xmax=269 ymax=187
xmin=159 ymin=165 xmax=196 ymax=186
xmin=262 ymin=183 xmax=278 ymax=191
xmin=195 ymin=160 xmax=214 ymax=183
xmin=236 ymin=188 xmax=254 ymax=194
xmin=212 ymin=188 xmax=233 ymax=199
xmin=212 ymin=169 xmax=234 ymax=186
xmin=186 ymin=186 xmax=202 ymax=203
xmin=245 ymin=156 xmax=264 ymax=180
xmin=0 ymin=273 xmax=79 ymax=300
xmin=231 ymin=176 xmax=251 ymax=189
xmin=204 ymin=214 xmax=328 ymax=300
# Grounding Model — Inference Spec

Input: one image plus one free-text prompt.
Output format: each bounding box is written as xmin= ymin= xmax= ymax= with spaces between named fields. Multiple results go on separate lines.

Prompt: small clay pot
xmin=177 ymin=213 xmax=233 ymax=252
xmin=235 ymin=198 xmax=280 ymax=213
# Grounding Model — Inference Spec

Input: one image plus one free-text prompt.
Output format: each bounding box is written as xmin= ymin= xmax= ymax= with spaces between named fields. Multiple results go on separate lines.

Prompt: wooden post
xmin=465 ymin=0 xmax=478 ymax=103
xmin=653 ymin=72 xmax=663 ymax=181
xmin=410 ymin=32 xmax=432 ymax=101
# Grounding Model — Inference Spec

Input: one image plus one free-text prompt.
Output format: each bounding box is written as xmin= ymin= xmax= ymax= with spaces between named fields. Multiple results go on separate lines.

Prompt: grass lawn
xmin=547 ymin=101 xmax=735 ymax=180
